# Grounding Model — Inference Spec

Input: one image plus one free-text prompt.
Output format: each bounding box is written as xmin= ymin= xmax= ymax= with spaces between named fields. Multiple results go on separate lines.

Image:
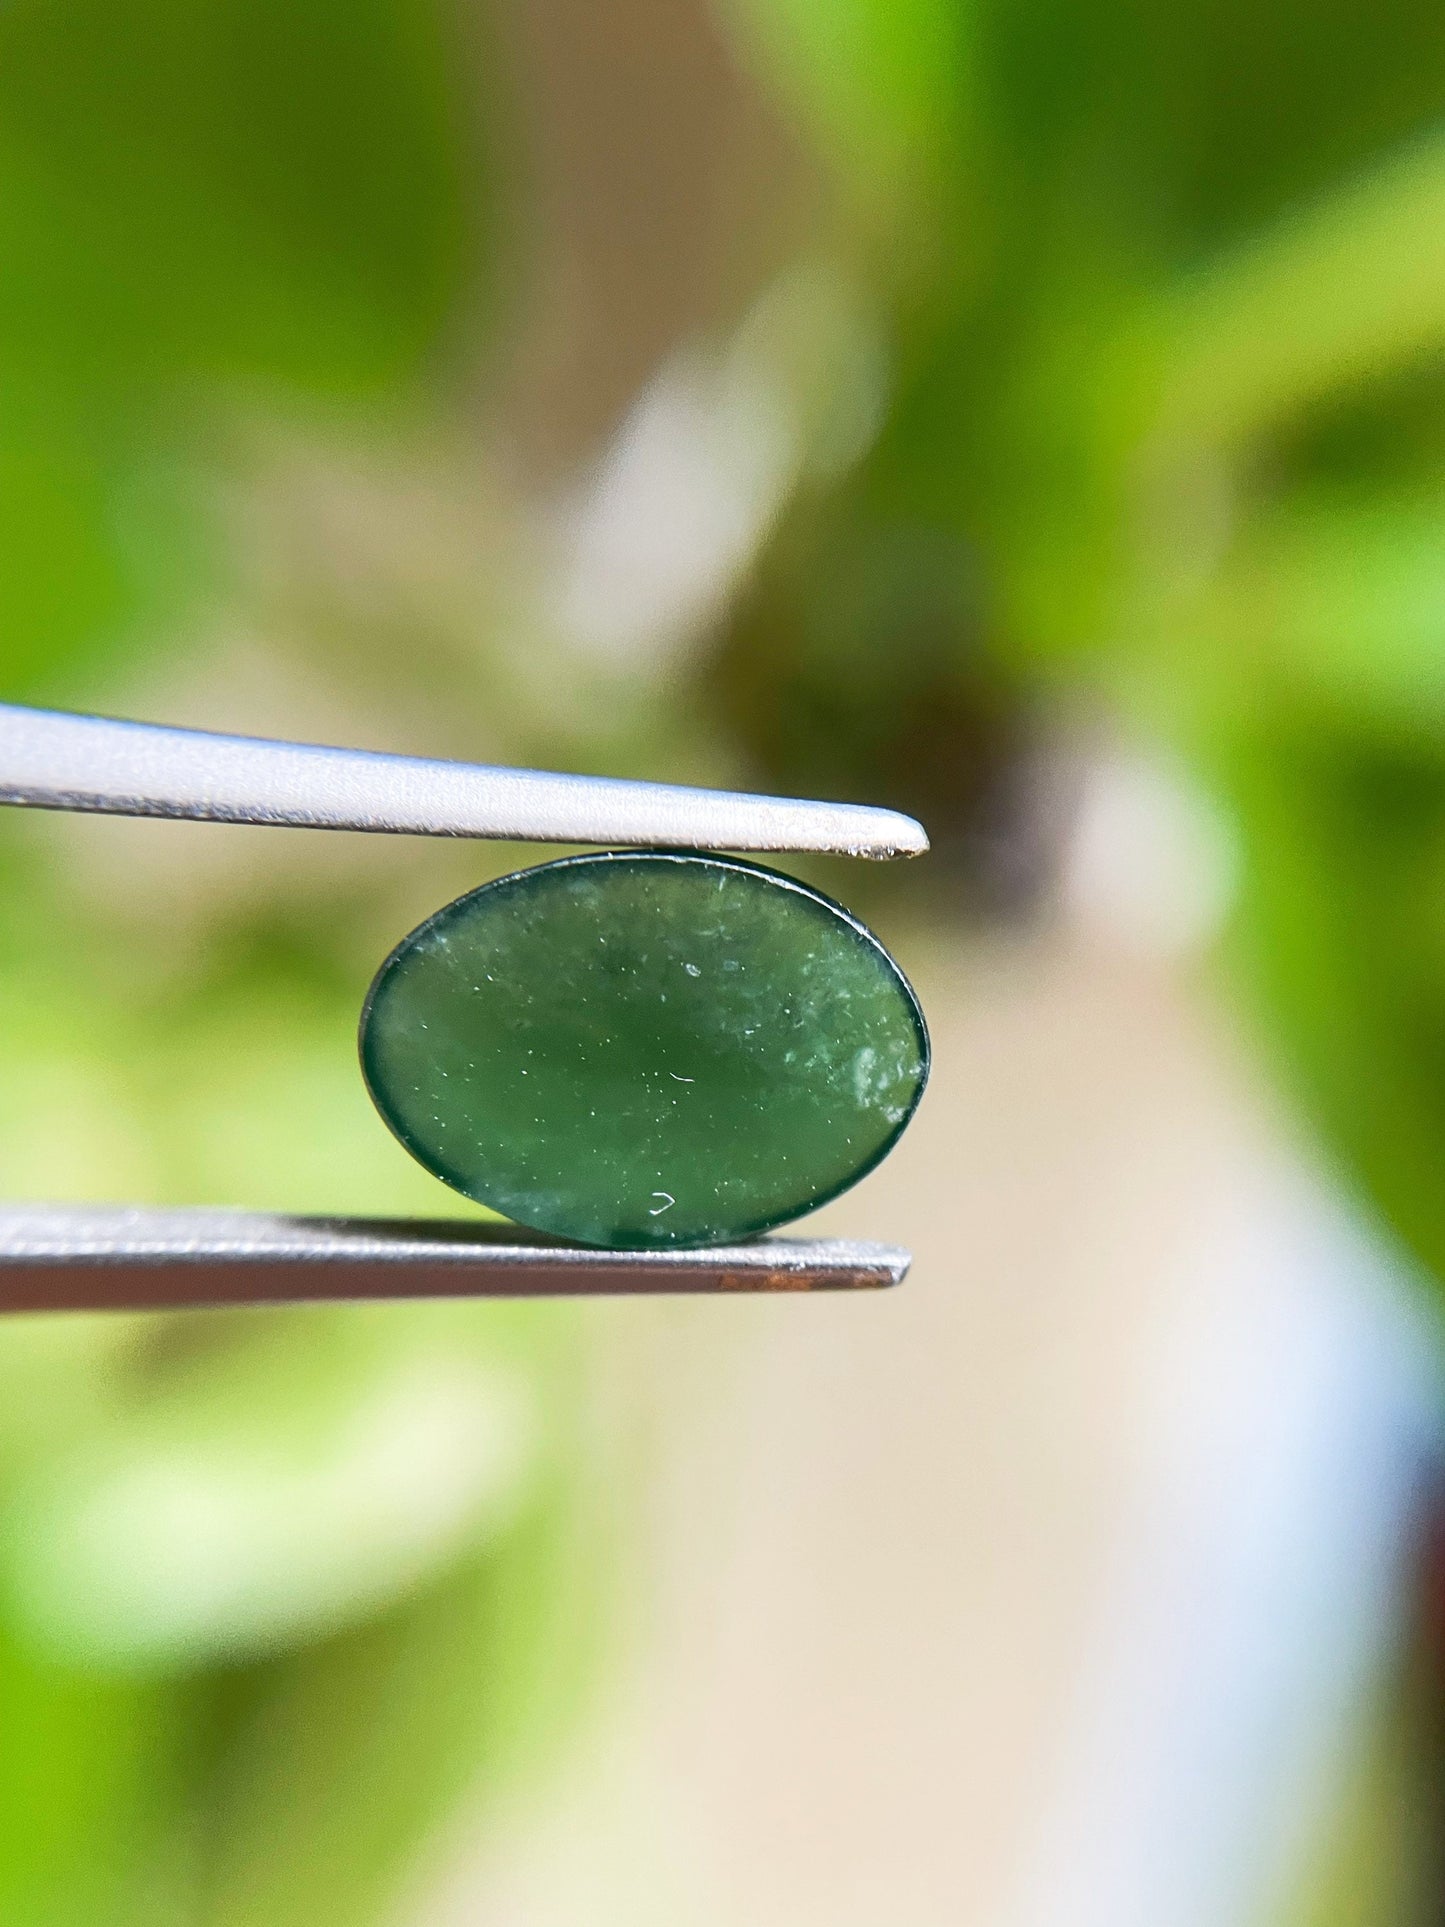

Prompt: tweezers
xmin=0 ymin=702 xmax=925 ymax=1306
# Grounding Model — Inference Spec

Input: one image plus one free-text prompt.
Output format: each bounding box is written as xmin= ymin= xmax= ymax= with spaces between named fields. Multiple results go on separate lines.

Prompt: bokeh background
xmin=4 ymin=0 xmax=1445 ymax=1920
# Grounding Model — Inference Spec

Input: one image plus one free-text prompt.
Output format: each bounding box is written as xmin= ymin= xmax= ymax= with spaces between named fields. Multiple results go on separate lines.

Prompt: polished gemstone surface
xmin=360 ymin=852 xmax=929 ymax=1248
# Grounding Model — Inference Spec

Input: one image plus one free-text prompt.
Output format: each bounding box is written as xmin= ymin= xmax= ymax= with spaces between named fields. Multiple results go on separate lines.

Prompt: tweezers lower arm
xmin=0 ymin=1207 xmax=908 ymax=1311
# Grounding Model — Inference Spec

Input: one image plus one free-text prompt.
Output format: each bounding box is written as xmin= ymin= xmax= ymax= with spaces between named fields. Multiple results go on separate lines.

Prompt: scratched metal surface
xmin=0 ymin=703 xmax=928 ymax=859
xmin=0 ymin=1205 xmax=911 ymax=1312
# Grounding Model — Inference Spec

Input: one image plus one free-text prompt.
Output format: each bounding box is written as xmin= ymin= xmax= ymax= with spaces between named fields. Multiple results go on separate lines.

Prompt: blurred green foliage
xmin=0 ymin=5 xmax=601 ymax=1925
xmin=715 ymin=0 xmax=1445 ymax=1295
xmin=0 ymin=0 xmax=481 ymax=706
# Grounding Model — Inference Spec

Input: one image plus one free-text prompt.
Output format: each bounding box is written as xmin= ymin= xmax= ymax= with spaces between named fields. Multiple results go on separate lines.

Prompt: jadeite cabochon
xmin=360 ymin=851 xmax=929 ymax=1249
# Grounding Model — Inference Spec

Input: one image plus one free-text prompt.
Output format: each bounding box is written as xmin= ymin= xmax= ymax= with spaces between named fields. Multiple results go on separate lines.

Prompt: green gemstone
xmin=359 ymin=851 xmax=929 ymax=1249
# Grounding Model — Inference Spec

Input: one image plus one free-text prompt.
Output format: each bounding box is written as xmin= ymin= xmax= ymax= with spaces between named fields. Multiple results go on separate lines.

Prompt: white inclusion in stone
xmin=851 ymin=1045 xmax=878 ymax=1106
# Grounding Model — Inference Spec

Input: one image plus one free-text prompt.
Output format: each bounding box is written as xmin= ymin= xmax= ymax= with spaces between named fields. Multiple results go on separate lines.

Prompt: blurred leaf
xmin=0 ymin=1624 xmax=188 ymax=1926
xmin=197 ymin=1460 xmax=604 ymax=1927
xmin=719 ymin=0 xmax=973 ymax=213
xmin=1154 ymin=126 xmax=1445 ymax=447
xmin=0 ymin=0 xmax=485 ymax=700
xmin=4 ymin=1328 xmax=539 ymax=1668
xmin=0 ymin=0 xmax=477 ymax=392
xmin=1182 ymin=492 xmax=1445 ymax=730
xmin=1211 ymin=724 xmax=1445 ymax=1285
